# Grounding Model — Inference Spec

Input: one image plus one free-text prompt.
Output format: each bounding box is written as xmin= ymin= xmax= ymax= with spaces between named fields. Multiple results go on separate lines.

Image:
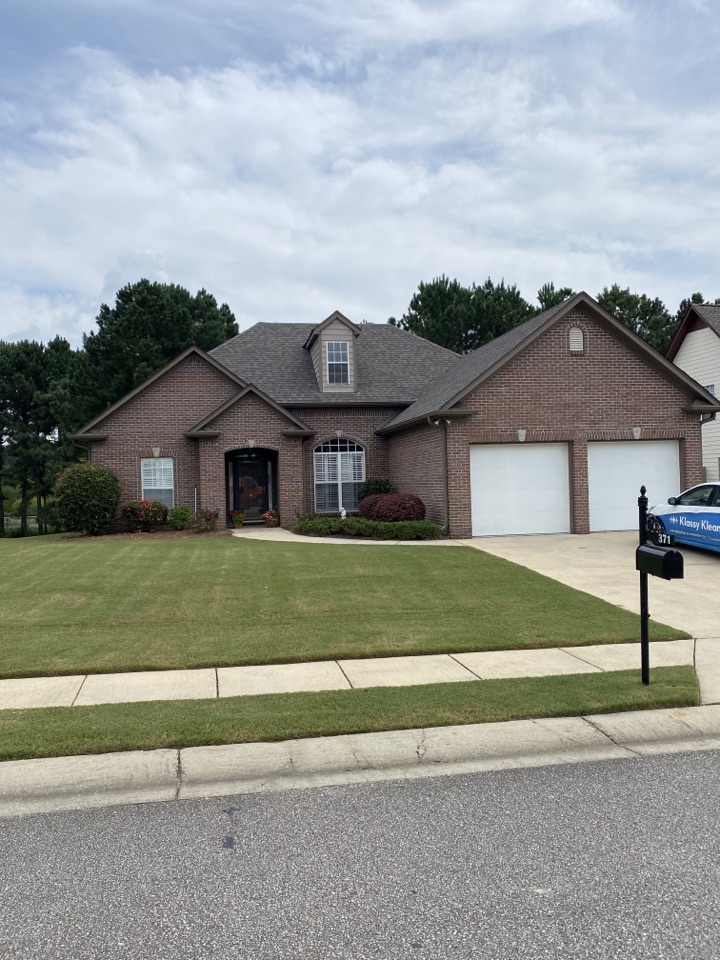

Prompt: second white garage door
xmin=470 ymin=443 xmax=570 ymax=536
xmin=588 ymin=440 xmax=680 ymax=531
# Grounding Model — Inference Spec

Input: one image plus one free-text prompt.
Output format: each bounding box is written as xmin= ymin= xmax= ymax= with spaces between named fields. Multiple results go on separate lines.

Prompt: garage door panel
xmin=471 ymin=444 xmax=570 ymax=536
xmin=588 ymin=441 xmax=680 ymax=531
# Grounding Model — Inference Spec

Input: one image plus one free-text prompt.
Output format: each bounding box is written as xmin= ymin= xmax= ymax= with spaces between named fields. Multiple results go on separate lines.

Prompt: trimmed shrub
xmin=194 ymin=509 xmax=219 ymax=532
xmin=357 ymin=477 xmax=393 ymax=502
xmin=122 ymin=499 xmax=169 ymax=532
xmin=168 ymin=506 xmax=193 ymax=531
xmin=359 ymin=493 xmax=426 ymax=522
xmin=54 ymin=462 xmax=121 ymax=536
xmin=292 ymin=516 xmax=442 ymax=540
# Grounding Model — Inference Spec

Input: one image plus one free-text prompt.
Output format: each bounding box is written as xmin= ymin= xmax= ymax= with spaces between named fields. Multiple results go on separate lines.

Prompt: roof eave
xmin=68 ymin=432 xmax=108 ymax=443
xmin=378 ymin=407 xmax=472 ymax=435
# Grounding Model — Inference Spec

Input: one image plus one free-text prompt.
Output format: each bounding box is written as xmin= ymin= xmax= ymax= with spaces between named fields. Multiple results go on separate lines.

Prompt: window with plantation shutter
xmin=141 ymin=458 xmax=174 ymax=508
xmin=313 ymin=440 xmax=365 ymax=512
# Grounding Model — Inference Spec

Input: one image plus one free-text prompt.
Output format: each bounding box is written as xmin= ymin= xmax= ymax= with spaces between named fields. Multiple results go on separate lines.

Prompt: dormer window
xmin=327 ymin=342 xmax=349 ymax=384
xmin=303 ymin=310 xmax=360 ymax=392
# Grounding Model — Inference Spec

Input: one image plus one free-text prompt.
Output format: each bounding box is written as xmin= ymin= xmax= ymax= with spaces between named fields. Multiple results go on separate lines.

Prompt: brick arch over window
xmin=313 ymin=438 xmax=366 ymax=512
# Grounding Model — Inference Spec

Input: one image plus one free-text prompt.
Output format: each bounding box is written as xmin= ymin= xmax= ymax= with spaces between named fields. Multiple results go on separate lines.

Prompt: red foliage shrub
xmin=359 ymin=493 xmax=426 ymax=522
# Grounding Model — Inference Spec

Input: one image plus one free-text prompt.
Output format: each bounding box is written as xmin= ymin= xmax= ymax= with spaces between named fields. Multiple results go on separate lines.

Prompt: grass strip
xmin=0 ymin=667 xmax=698 ymax=762
xmin=0 ymin=537 xmax=687 ymax=678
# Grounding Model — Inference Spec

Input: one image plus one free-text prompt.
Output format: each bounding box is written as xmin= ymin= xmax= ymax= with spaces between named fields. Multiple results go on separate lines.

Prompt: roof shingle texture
xmin=210 ymin=322 xmax=460 ymax=406
xmin=694 ymin=304 xmax=720 ymax=334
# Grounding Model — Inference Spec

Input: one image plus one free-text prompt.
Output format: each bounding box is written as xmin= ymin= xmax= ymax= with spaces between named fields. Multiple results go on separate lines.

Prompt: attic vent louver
xmin=569 ymin=327 xmax=584 ymax=352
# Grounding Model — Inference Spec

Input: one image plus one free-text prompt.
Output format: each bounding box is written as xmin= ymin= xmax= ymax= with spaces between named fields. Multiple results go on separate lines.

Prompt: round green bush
xmin=357 ymin=477 xmax=393 ymax=502
xmin=55 ymin=462 xmax=121 ymax=536
xmin=168 ymin=506 xmax=193 ymax=530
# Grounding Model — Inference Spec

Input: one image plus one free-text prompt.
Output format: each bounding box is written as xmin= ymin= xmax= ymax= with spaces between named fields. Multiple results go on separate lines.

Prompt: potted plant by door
xmin=262 ymin=508 xmax=279 ymax=527
xmin=230 ymin=509 xmax=245 ymax=528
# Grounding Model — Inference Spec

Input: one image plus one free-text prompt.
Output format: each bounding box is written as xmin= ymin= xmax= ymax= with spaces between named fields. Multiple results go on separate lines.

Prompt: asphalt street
xmin=2 ymin=750 xmax=720 ymax=959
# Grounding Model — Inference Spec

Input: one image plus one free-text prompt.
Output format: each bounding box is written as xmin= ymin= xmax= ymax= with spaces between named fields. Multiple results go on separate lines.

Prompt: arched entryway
xmin=225 ymin=448 xmax=278 ymax=523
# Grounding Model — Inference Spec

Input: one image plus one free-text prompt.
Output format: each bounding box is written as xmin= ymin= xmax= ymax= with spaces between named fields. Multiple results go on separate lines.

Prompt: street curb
xmin=3 ymin=705 xmax=720 ymax=819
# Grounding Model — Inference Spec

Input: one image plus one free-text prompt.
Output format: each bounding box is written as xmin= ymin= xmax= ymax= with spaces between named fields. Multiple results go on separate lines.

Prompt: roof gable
xmin=667 ymin=304 xmax=720 ymax=360
xmin=71 ymin=346 xmax=248 ymax=437
xmin=185 ymin=385 xmax=311 ymax=436
xmin=303 ymin=310 xmax=361 ymax=350
xmin=380 ymin=292 xmax=720 ymax=434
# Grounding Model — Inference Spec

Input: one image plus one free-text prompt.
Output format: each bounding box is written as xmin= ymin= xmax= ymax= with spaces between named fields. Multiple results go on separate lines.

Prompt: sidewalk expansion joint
xmin=416 ymin=730 xmax=427 ymax=762
xmin=70 ymin=675 xmax=88 ymax=707
xmin=214 ymin=668 xmax=219 ymax=699
xmin=336 ymin=660 xmax=355 ymax=689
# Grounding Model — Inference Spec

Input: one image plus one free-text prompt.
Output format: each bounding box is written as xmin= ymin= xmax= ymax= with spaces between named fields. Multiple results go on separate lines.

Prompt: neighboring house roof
xmin=380 ymin=292 xmax=720 ymax=434
xmin=667 ymin=304 xmax=720 ymax=361
xmin=209 ymin=322 xmax=460 ymax=406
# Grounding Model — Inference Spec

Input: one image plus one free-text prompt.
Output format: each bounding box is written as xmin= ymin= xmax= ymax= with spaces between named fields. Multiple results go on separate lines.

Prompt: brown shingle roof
xmin=210 ymin=322 xmax=460 ymax=405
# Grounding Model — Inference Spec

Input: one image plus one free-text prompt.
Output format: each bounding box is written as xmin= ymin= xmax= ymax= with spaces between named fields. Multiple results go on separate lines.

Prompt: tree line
xmin=388 ymin=277 xmax=719 ymax=357
xmin=0 ymin=280 xmax=238 ymax=536
xmin=2 ymin=273 xmax=716 ymax=536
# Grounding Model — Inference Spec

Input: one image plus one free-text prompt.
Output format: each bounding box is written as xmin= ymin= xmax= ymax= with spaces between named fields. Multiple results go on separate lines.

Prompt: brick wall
xmin=443 ymin=307 xmax=704 ymax=537
xmin=388 ymin=422 xmax=446 ymax=527
xmin=87 ymin=354 xmax=240 ymax=514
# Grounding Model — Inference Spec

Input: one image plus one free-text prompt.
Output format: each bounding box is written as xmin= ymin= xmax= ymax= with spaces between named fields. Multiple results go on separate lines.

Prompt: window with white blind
xmin=141 ymin=458 xmax=174 ymax=508
xmin=313 ymin=439 xmax=365 ymax=512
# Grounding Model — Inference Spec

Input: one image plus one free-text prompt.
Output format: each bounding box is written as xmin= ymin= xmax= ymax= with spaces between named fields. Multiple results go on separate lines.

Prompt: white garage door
xmin=470 ymin=444 xmax=570 ymax=536
xmin=588 ymin=441 xmax=680 ymax=531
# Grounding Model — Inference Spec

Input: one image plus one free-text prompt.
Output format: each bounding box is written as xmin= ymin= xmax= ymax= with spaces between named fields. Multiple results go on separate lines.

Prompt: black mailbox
xmin=635 ymin=544 xmax=684 ymax=580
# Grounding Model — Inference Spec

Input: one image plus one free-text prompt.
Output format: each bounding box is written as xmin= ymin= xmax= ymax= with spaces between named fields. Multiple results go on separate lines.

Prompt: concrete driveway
xmin=470 ymin=531 xmax=720 ymax=639
xmin=470 ymin=531 xmax=720 ymax=704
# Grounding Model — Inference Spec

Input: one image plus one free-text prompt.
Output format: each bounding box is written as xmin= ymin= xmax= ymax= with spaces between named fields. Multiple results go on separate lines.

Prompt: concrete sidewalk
xmin=0 ymin=638 xmax=696 ymax=710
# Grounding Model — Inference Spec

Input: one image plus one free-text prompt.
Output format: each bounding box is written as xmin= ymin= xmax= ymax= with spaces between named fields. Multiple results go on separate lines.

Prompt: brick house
xmin=666 ymin=303 xmax=720 ymax=482
xmin=71 ymin=293 xmax=719 ymax=537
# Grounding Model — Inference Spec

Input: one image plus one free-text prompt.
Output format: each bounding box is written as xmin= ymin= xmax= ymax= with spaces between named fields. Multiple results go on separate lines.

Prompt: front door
xmin=226 ymin=450 xmax=276 ymax=522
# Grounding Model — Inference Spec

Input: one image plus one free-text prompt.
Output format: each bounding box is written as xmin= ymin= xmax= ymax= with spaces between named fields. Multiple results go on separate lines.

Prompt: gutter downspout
xmin=427 ymin=417 xmax=451 ymax=535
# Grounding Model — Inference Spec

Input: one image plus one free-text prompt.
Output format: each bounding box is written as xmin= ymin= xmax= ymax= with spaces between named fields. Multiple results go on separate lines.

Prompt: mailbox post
xmin=635 ymin=486 xmax=684 ymax=684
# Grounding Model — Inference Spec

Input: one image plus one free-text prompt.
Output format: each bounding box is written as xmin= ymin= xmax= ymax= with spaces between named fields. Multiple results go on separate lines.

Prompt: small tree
xmin=55 ymin=462 xmax=121 ymax=536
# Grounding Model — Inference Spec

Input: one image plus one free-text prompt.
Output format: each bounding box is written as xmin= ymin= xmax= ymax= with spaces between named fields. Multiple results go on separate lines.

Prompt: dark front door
xmin=226 ymin=450 xmax=275 ymax=522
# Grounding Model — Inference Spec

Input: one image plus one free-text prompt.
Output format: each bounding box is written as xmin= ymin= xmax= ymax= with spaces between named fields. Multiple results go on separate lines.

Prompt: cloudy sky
xmin=1 ymin=0 xmax=719 ymax=347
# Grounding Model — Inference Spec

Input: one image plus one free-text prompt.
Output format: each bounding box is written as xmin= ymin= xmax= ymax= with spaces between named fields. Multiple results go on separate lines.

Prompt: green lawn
xmin=1 ymin=535 xmax=685 ymax=678
xmin=0 ymin=667 xmax=699 ymax=761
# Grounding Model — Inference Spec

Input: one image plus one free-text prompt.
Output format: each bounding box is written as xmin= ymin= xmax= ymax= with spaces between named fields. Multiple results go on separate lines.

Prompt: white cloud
xmin=0 ymin=0 xmax=719 ymax=347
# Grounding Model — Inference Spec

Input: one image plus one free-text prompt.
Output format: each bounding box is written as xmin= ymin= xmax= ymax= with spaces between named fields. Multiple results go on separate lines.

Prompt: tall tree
xmin=390 ymin=276 xmax=536 ymax=354
xmin=596 ymin=284 xmax=675 ymax=354
xmin=537 ymin=282 xmax=575 ymax=311
xmin=389 ymin=276 xmax=474 ymax=353
xmin=0 ymin=339 xmax=76 ymax=535
xmin=81 ymin=279 xmax=239 ymax=417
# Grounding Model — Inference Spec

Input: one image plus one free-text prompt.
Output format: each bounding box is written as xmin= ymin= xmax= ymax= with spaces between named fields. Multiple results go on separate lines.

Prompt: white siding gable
xmin=674 ymin=327 xmax=720 ymax=480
